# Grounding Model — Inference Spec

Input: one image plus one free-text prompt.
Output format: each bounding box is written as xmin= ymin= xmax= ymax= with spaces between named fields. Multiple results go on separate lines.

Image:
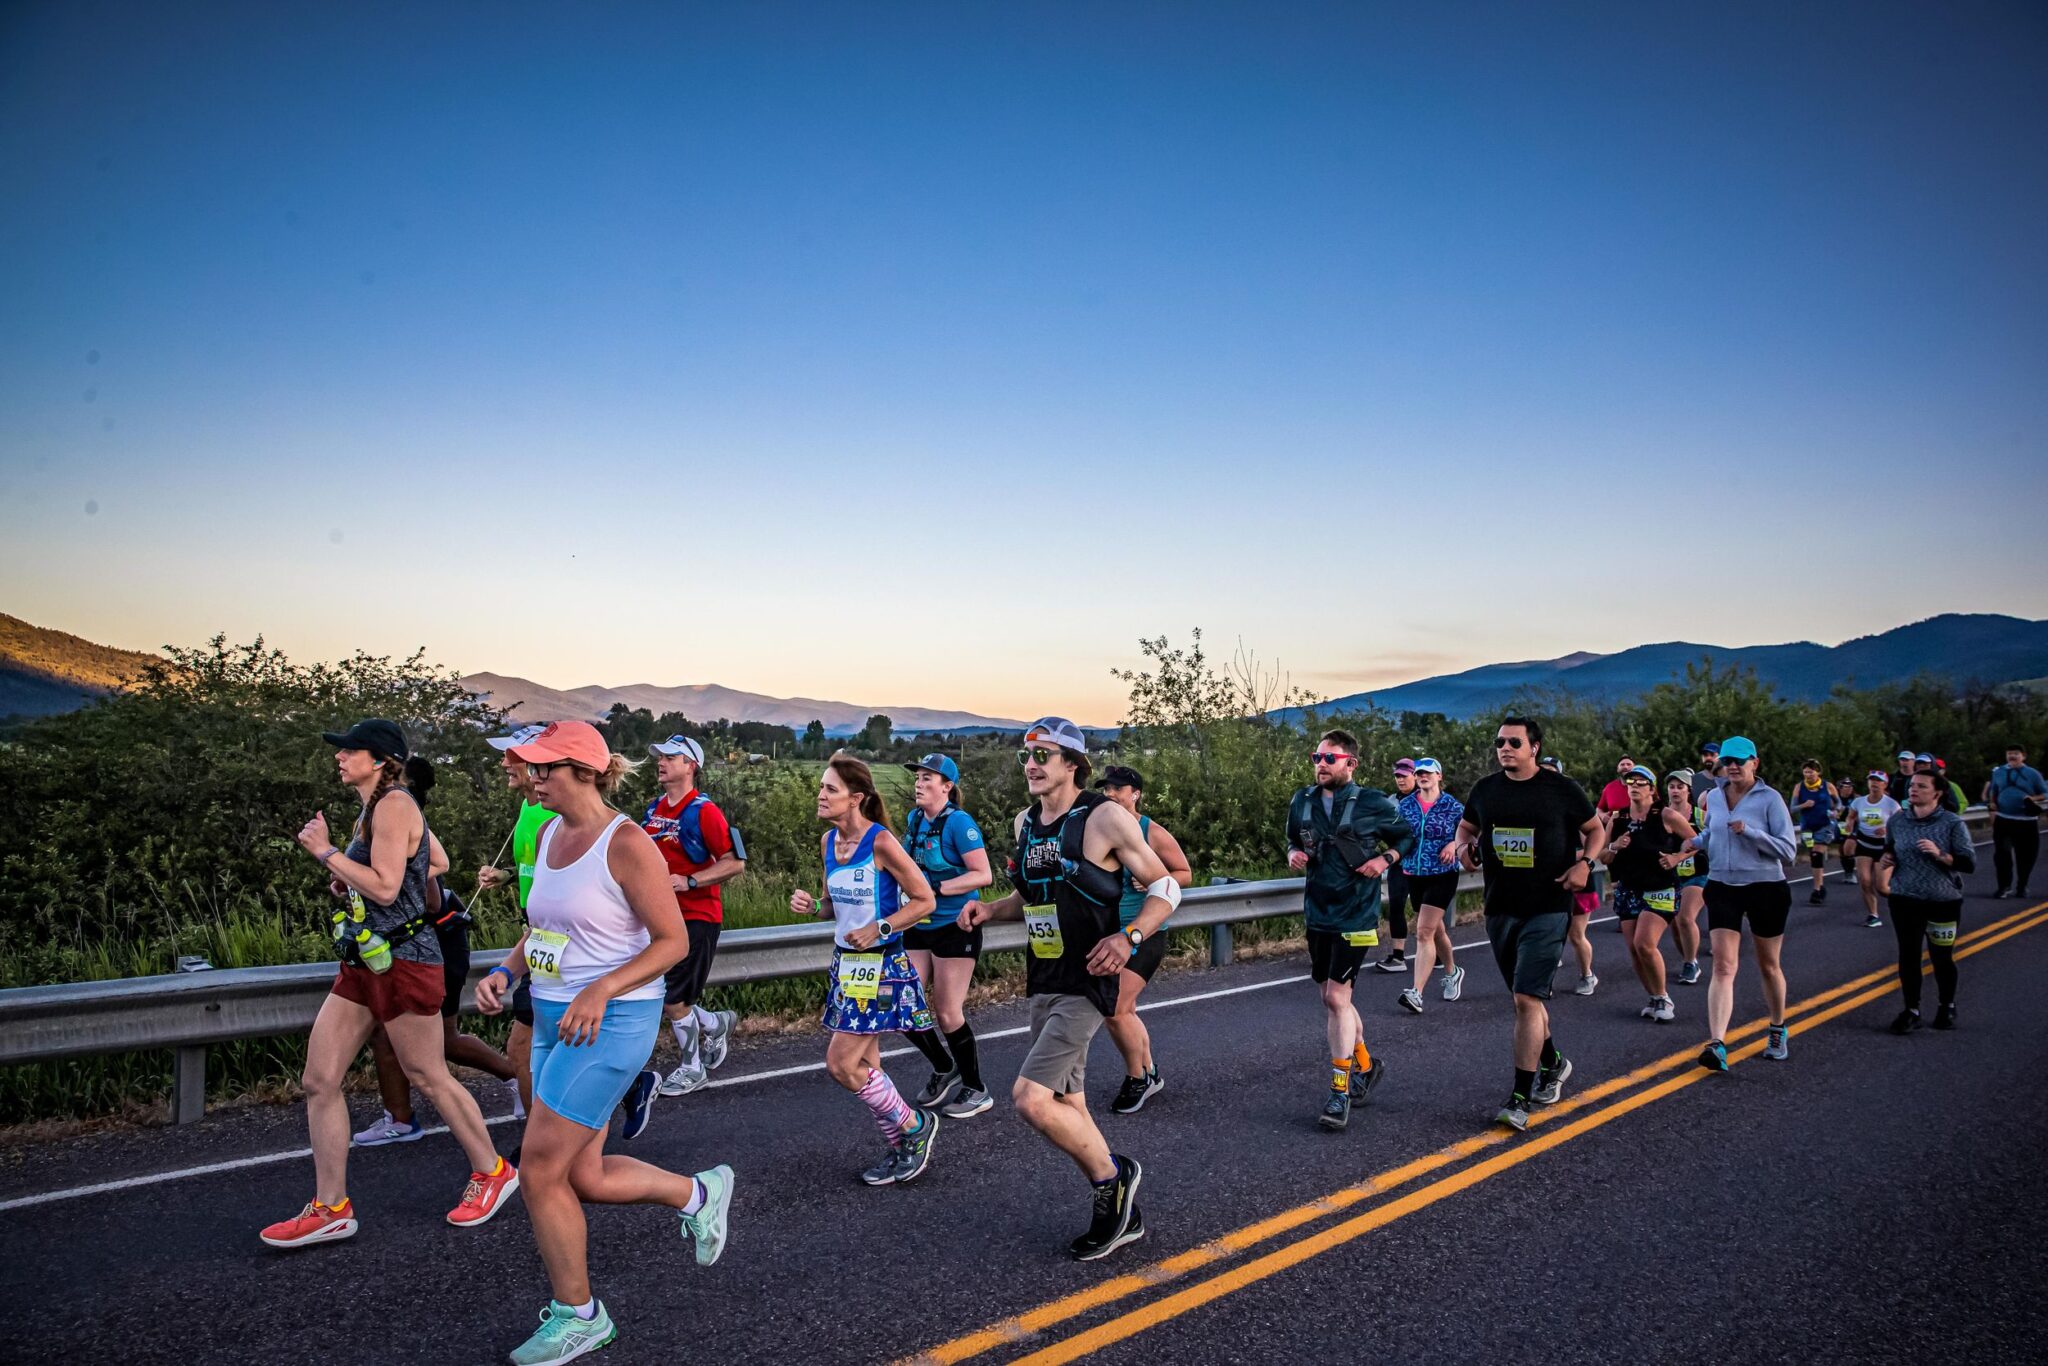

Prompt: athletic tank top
xmin=1118 ymin=815 xmax=1153 ymax=928
xmin=342 ymin=792 xmax=439 ymax=965
xmin=1610 ymin=811 xmax=1680 ymax=892
xmin=824 ymin=823 xmax=903 ymax=950
xmin=524 ymin=814 xmax=661 ymax=1004
xmin=1014 ymin=790 xmax=1123 ymax=1014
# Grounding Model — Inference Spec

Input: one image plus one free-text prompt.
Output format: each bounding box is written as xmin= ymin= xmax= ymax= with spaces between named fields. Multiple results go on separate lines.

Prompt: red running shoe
xmin=260 ymin=1198 xmax=358 ymax=1248
xmin=448 ymin=1157 xmax=519 ymax=1227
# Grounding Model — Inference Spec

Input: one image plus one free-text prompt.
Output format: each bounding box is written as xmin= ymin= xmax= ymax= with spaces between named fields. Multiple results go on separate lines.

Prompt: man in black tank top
xmin=959 ymin=718 xmax=1180 ymax=1263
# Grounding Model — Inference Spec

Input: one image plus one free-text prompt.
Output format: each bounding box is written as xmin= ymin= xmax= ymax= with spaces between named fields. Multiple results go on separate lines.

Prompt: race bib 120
xmin=1492 ymin=828 xmax=1536 ymax=869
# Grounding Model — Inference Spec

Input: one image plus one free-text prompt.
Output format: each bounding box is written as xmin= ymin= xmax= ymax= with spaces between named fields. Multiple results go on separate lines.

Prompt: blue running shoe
xmin=1697 ymin=1041 xmax=1729 ymax=1073
xmin=621 ymin=1068 xmax=661 ymax=1140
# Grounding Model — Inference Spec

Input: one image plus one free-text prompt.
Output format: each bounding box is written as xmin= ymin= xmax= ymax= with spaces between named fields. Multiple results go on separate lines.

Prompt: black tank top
xmin=342 ymin=789 xmax=440 ymax=964
xmin=1013 ymin=790 xmax=1123 ymax=1015
xmin=1611 ymin=810 xmax=1680 ymax=893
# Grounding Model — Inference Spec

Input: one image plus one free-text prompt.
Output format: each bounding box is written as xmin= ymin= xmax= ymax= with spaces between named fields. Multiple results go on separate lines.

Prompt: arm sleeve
xmin=1949 ymin=818 xmax=1977 ymax=875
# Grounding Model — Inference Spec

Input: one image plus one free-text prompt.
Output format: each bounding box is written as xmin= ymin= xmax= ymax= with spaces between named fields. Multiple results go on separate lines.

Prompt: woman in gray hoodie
xmin=1881 ymin=771 xmax=1976 ymax=1033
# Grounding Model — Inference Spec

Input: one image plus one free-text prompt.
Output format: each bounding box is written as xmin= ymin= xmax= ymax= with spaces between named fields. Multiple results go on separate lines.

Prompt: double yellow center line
xmin=901 ymin=900 xmax=2048 ymax=1366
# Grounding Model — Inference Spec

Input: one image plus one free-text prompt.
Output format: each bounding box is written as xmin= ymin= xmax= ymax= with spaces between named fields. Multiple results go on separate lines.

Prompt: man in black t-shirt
xmin=1450 ymin=715 xmax=1606 ymax=1133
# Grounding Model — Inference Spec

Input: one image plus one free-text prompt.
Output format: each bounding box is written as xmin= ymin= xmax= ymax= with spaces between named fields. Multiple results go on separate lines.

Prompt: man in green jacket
xmin=1287 ymin=728 xmax=1416 ymax=1132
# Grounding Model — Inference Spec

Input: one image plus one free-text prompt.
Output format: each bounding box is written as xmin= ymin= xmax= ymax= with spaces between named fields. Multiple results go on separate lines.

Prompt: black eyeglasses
xmin=525 ymin=762 xmax=562 ymax=781
xmin=1017 ymin=747 xmax=1056 ymax=766
xmin=1311 ymin=751 xmax=1351 ymax=765
xmin=1494 ymin=737 xmax=1526 ymax=749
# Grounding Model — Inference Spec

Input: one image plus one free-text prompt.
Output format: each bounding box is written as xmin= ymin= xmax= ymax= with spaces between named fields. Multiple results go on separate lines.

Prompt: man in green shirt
xmin=479 ymin=723 xmax=556 ymax=1120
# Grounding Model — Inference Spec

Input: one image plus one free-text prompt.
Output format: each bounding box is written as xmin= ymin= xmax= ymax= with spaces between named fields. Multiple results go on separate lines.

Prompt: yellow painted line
xmin=1007 ymin=906 xmax=2048 ymax=1365
xmin=901 ymin=900 xmax=2048 ymax=1366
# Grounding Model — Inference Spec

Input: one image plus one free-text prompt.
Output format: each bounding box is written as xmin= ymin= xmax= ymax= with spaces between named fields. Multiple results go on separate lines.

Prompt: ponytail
xmin=402 ymin=755 xmax=437 ymax=809
xmin=354 ymin=755 xmax=408 ymax=851
xmin=594 ymin=752 xmax=638 ymax=798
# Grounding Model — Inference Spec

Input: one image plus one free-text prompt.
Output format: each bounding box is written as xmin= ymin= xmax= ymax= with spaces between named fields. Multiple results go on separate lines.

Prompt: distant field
xmin=782 ymin=758 xmax=917 ymax=808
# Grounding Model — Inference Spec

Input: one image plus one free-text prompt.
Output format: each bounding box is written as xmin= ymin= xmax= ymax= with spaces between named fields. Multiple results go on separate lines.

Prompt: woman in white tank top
xmin=473 ymin=721 xmax=736 ymax=1363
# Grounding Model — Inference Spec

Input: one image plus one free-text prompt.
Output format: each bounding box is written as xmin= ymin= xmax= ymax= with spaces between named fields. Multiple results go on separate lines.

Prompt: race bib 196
xmin=1492 ymin=828 xmax=1536 ymax=869
xmin=524 ymin=928 xmax=570 ymax=982
xmin=836 ymin=952 xmax=883 ymax=1002
xmin=1025 ymin=905 xmax=1065 ymax=959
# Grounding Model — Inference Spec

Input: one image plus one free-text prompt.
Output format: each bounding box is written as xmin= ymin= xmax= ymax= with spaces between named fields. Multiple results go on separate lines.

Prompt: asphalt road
xmin=5 ymin=856 xmax=2043 ymax=1366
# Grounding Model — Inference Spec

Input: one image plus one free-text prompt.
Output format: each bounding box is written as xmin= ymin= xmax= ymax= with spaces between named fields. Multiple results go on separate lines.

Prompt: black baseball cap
xmin=320 ymin=718 xmax=408 ymax=763
xmin=1095 ymin=765 xmax=1144 ymax=791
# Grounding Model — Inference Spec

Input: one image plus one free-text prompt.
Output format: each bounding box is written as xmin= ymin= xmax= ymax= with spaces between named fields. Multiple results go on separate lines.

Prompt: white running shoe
xmin=351 ymin=1110 xmax=424 ymax=1147
xmin=1397 ymin=987 xmax=1424 ymax=1014
xmin=659 ymin=1061 xmax=710 ymax=1098
xmin=1652 ymin=996 xmax=1675 ymax=1022
xmin=700 ymin=1009 xmax=739 ymax=1071
xmin=1574 ymin=973 xmax=1598 ymax=997
xmin=504 ymin=1077 xmax=526 ymax=1121
xmin=1440 ymin=965 xmax=1466 ymax=1002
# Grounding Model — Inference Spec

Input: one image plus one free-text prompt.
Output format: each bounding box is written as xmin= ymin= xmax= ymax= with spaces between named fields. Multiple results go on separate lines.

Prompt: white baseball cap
xmin=486 ymin=723 xmax=548 ymax=752
xmin=648 ymin=734 xmax=706 ymax=765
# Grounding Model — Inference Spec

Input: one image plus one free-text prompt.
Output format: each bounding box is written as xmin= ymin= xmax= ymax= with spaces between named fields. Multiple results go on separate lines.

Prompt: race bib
xmin=1676 ymin=853 xmax=1696 ymax=878
xmin=1492 ymin=828 xmax=1536 ymax=869
xmin=1800 ymin=831 xmax=1815 ymax=849
xmin=1860 ymin=810 xmax=1886 ymax=834
xmin=1342 ymin=929 xmax=1380 ymax=948
xmin=1927 ymin=920 xmax=1958 ymax=948
xmin=1024 ymin=904 xmax=1065 ymax=960
xmin=836 ymin=952 xmax=883 ymax=1002
xmin=517 ymin=862 xmax=535 ymax=884
xmin=1644 ymin=888 xmax=1676 ymax=914
xmin=524 ymin=927 xmax=570 ymax=982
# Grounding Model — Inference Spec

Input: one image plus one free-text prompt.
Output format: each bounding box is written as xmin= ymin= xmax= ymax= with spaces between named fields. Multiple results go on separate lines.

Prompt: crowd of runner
xmin=269 ymin=712 xmax=2043 ymax=1363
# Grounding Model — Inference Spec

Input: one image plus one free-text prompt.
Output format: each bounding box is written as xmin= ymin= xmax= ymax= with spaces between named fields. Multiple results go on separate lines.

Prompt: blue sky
xmin=3 ymin=1 xmax=2044 ymax=723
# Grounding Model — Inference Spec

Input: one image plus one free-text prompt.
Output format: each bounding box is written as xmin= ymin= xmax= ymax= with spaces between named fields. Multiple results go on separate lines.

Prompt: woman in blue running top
xmin=1395 ymin=758 xmax=1466 ymax=1014
xmin=898 ymin=754 xmax=996 ymax=1119
xmin=789 ymin=755 xmax=941 ymax=1186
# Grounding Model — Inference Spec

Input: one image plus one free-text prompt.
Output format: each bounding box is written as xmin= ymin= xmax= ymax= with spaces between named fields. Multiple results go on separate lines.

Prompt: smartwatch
xmin=1124 ymin=927 xmax=1143 ymax=952
xmin=685 ymin=874 xmax=699 ymax=892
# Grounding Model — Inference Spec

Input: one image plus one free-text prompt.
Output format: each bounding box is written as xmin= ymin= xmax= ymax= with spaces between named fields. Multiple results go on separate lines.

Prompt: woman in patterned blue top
xmin=1394 ymin=759 xmax=1466 ymax=1013
xmin=788 ymin=755 xmax=942 ymax=1187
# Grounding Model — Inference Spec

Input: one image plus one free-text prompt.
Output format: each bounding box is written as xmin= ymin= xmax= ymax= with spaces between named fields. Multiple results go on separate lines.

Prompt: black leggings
xmin=1384 ymin=866 xmax=1411 ymax=943
xmin=1992 ymin=818 xmax=2039 ymax=893
xmin=1888 ymin=894 xmax=1959 ymax=1011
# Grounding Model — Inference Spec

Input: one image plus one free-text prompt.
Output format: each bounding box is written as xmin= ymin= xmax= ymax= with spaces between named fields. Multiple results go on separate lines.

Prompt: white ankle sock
xmin=570 ymin=1297 xmax=596 ymax=1321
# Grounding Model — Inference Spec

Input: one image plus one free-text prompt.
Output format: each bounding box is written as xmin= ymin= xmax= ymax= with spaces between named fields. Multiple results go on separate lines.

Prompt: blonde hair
xmin=594 ymin=752 xmax=637 ymax=797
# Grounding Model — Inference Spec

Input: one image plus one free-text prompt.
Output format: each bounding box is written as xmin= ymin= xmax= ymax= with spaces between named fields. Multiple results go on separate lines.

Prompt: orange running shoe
xmin=448 ymin=1157 xmax=519 ymax=1227
xmin=260 ymin=1198 xmax=358 ymax=1248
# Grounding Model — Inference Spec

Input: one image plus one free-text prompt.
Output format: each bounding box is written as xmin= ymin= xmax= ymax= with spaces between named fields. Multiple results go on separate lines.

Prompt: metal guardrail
xmin=0 ymin=806 xmax=2015 ymax=1123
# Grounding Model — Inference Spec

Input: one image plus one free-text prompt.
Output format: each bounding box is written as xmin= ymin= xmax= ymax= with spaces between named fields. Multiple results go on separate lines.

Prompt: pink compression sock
xmin=855 ymin=1066 xmax=915 ymax=1145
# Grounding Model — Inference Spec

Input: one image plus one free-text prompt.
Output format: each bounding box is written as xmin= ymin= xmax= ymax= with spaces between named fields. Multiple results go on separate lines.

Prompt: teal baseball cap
xmin=1720 ymin=736 xmax=1758 ymax=762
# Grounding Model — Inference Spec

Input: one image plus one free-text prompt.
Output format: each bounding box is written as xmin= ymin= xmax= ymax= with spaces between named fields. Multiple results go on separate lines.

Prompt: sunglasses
xmin=1311 ymin=751 xmax=1352 ymax=765
xmin=1017 ymin=747 xmax=1056 ymax=766
xmin=1494 ymin=736 xmax=1526 ymax=749
xmin=1623 ymin=777 xmax=1652 ymax=786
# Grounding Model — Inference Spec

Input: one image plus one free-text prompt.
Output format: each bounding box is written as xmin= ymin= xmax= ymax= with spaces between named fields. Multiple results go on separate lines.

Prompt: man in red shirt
xmin=1597 ymin=756 xmax=1634 ymax=828
xmin=641 ymin=735 xmax=747 ymax=1102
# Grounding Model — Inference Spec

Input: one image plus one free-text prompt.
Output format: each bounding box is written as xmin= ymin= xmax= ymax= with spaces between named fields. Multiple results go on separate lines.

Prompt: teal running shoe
xmin=509 ymin=1300 xmax=616 ymax=1364
xmin=1698 ymin=1040 xmax=1730 ymax=1073
xmin=680 ymin=1164 xmax=734 ymax=1267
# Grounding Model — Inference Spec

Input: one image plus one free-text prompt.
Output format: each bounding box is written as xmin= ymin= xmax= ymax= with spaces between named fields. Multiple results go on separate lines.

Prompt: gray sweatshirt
xmin=1692 ymin=780 xmax=1797 ymax=885
xmin=1884 ymin=806 xmax=1975 ymax=902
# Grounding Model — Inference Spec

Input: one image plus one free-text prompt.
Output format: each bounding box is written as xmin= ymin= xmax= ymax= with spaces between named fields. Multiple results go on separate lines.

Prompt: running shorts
xmin=901 ymin=920 xmax=984 ymax=960
xmin=1124 ymin=930 xmax=1167 ymax=983
xmin=1571 ymin=891 xmax=1600 ymax=916
xmin=661 ymin=920 xmax=722 ymax=1008
xmin=1019 ymin=993 xmax=1107 ymax=1096
xmin=1485 ymin=911 xmax=1569 ymax=1000
xmin=1704 ymin=880 xmax=1792 ymax=937
xmin=1306 ymin=928 xmax=1376 ymax=985
xmin=1613 ymin=887 xmax=1678 ymax=923
xmin=331 ymin=960 xmax=444 ymax=1023
xmin=1854 ymin=840 xmax=1888 ymax=863
xmin=1678 ymin=873 xmax=1709 ymax=892
xmin=434 ymin=917 xmax=471 ymax=1019
xmin=823 ymin=945 xmax=935 ymax=1035
xmin=529 ymin=995 xmax=663 ymax=1129
xmin=1407 ymin=870 xmax=1461 ymax=911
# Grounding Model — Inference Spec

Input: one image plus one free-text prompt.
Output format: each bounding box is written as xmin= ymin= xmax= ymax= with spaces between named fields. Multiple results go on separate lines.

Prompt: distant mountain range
xmin=0 ymin=614 xmax=157 ymax=719
xmin=1275 ymin=614 xmax=2048 ymax=722
xmin=458 ymin=673 xmax=1029 ymax=737
xmin=9 ymin=611 xmax=2044 ymax=733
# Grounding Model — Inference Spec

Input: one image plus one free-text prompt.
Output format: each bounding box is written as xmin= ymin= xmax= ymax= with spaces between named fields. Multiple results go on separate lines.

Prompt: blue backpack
xmin=645 ymin=793 xmax=741 ymax=865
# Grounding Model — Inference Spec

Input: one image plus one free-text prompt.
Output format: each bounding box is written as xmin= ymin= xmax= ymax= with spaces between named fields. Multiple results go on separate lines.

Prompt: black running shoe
xmin=1110 ymin=1068 xmax=1164 ymax=1115
xmin=1070 ymin=1156 xmax=1143 ymax=1261
xmin=1888 ymin=1009 xmax=1922 ymax=1035
xmin=1352 ymin=1056 xmax=1386 ymax=1105
xmin=1372 ymin=952 xmax=1408 ymax=974
xmin=620 ymin=1068 xmax=661 ymax=1141
xmin=913 ymin=1067 xmax=959 ymax=1109
xmin=1318 ymin=1086 xmax=1351 ymax=1132
xmin=1932 ymin=1003 xmax=1957 ymax=1030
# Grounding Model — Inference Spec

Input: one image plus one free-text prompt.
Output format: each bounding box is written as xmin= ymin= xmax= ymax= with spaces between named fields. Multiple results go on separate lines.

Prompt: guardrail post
xmin=171 ymin=955 xmax=213 ymax=1125
xmin=1208 ymin=923 xmax=1233 ymax=968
